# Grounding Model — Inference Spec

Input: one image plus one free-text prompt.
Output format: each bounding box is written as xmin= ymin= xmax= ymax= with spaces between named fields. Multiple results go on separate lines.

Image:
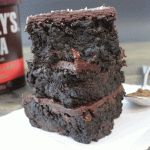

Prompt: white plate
xmin=131 ymin=128 xmax=150 ymax=150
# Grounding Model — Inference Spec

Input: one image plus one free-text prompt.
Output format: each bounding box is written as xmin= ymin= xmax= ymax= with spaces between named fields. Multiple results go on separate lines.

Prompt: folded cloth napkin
xmin=0 ymin=84 xmax=150 ymax=150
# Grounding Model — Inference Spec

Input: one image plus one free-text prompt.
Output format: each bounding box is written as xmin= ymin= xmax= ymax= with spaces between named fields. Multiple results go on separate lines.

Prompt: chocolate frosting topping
xmin=24 ymin=85 xmax=124 ymax=116
xmin=26 ymin=7 xmax=116 ymax=24
xmin=52 ymin=48 xmax=100 ymax=72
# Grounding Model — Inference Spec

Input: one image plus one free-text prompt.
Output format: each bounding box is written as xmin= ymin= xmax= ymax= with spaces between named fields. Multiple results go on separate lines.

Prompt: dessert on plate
xmin=23 ymin=6 xmax=126 ymax=143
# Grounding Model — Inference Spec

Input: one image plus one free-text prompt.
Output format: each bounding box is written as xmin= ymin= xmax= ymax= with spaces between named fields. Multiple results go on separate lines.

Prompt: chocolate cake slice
xmin=23 ymin=85 xmax=124 ymax=144
xmin=23 ymin=6 xmax=126 ymax=143
xmin=25 ymin=6 xmax=126 ymax=108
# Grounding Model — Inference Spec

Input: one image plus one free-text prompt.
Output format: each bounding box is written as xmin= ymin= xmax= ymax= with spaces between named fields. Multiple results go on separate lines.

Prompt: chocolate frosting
xmin=26 ymin=7 xmax=116 ymax=24
xmin=24 ymin=85 xmax=124 ymax=117
xmin=52 ymin=48 xmax=100 ymax=72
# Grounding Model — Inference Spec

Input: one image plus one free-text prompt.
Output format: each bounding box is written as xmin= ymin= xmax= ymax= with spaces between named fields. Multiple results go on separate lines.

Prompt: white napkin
xmin=0 ymin=84 xmax=150 ymax=150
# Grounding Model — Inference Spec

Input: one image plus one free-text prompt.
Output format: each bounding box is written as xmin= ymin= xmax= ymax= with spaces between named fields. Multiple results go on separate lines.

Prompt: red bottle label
xmin=0 ymin=58 xmax=24 ymax=84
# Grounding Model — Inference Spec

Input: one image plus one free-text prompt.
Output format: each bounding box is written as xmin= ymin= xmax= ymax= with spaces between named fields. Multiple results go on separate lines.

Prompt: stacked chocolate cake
xmin=23 ymin=6 xmax=126 ymax=144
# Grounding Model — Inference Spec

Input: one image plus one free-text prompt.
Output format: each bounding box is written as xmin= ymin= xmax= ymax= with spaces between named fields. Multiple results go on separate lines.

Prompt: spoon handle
xmin=142 ymin=66 xmax=150 ymax=89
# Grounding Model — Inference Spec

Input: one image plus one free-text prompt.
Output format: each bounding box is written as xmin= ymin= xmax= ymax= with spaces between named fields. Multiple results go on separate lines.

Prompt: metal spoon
xmin=142 ymin=65 xmax=150 ymax=89
xmin=126 ymin=66 xmax=150 ymax=106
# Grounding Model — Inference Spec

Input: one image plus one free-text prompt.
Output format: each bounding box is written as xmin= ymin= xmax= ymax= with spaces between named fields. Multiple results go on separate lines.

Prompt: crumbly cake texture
xmin=25 ymin=6 xmax=125 ymax=108
xmin=27 ymin=61 xmax=124 ymax=108
xmin=24 ymin=6 xmax=126 ymax=144
xmin=23 ymin=85 xmax=124 ymax=144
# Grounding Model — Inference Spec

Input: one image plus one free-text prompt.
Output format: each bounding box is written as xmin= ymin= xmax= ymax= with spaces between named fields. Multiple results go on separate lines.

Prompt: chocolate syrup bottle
xmin=0 ymin=0 xmax=25 ymax=93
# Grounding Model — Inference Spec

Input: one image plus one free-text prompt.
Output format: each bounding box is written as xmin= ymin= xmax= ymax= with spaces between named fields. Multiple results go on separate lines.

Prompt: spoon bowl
xmin=125 ymin=65 xmax=150 ymax=106
xmin=125 ymin=96 xmax=150 ymax=106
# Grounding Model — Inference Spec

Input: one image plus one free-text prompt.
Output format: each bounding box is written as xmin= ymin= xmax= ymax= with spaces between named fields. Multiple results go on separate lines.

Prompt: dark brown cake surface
xmin=23 ymin=85 xmax=124 ymax=144
xmin=27 ymin=59 xmax=124 ymax=108
xmin=25 ymin=6 xmax=126 ymax=108
xmin=26 ymin=6 xmax=121 ymax=65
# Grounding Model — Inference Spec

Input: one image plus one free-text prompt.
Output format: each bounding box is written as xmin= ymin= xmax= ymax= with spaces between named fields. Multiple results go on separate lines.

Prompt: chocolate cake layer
xmin=27 ymin=59 xmax=124 ymax=108
xmin=26 ymin=7 xmax=125 ymax=67
xmin=23 ymin=85 xmax=124 ymax=144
